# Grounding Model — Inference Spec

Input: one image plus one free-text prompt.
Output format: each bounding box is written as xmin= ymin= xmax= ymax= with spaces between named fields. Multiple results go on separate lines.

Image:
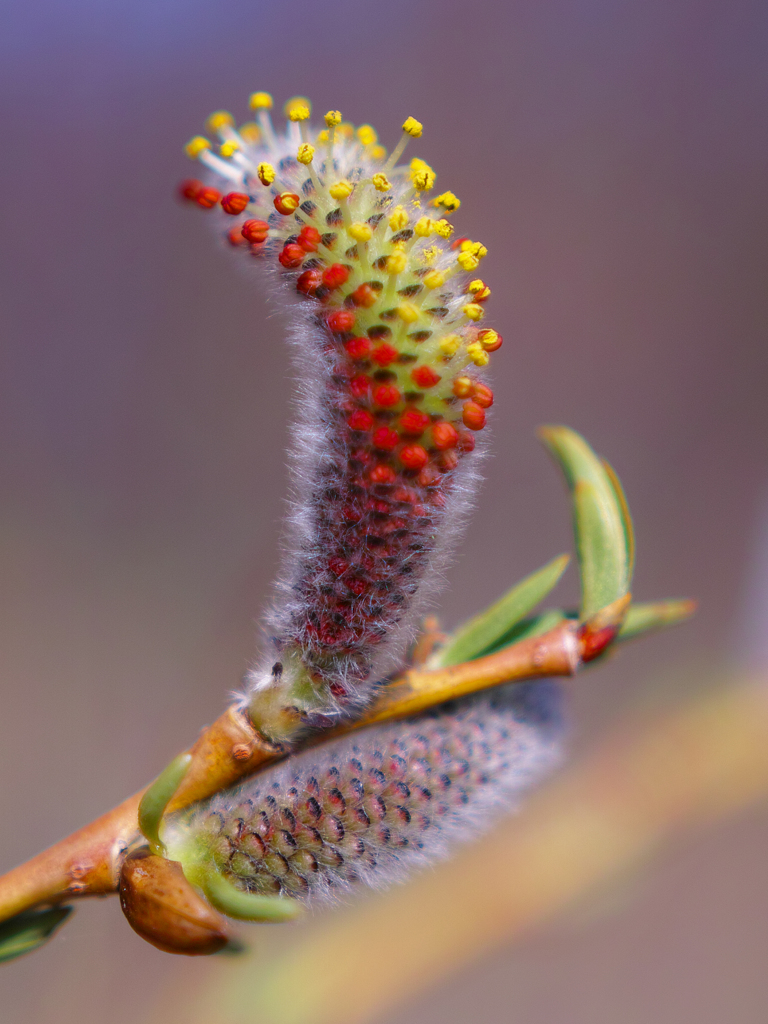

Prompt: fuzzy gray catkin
xmin=163 ymin=682 xmax=564 ymax=903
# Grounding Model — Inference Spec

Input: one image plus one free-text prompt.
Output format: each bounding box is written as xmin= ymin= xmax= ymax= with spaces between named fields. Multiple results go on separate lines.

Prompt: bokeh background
xmin=1 ymin=0 xmax=767 ymax=1021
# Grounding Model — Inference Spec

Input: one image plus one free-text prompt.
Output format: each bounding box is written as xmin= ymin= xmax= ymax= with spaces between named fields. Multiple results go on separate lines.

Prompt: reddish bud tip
xmin=327 ymin=310 xmax=356 ymax=333
xmin=322 ymin=264 xmax=350 ymax=289
xmin=462 ymin=401 xmax=486 ymax=431
xmin=351 ymin=284 xmax=378 ymax=308
xmin=373 ymin=384 xmax=401 ymax=408
xmin=348 ymin=409 xmax=374 ymax=431
xmin=241 ymin=219 xmax=269 ymax=243
xmin=221 ymin=191 xmax=249 ymax=215
xmin=399 ymin=409 xmax=430 ymax=435
xmin=279 ymin=243 xmax=306 ymax=269
xmin=196 ymin=186 xmax=221 ymax=209
xmin=345 ymin=337 xmax=372 ymax=359
xmin=473 ymin=383 xmax=494 ymax=408
xmin=274 ymin=192 xmax=300 ymax=215
xmin=411 ymin=366 xmax=442 ymax=389
xmin=400 ymin=444 xmax=429 ymax=471
xmin=349 ymin=374 xmax=371 ymax=397
xmin=297 ymin=269 xmax=322 ymax=295
xmin=478 ymin=329 xmax=503 ymax=352
xmin=372 ymin=426 xmax=400 ymax=450
xmin=456 ymin=430 xmax=476 ymax=452
xmin=298 ymin=226 xmax=321 ymax=252
xmin=370 ymin=465 xmax=397 ymax=484
xmin=372 ymin=343 xmax=398 ymax=367
xmin=431 ymin=422 xmax=459 ymax=450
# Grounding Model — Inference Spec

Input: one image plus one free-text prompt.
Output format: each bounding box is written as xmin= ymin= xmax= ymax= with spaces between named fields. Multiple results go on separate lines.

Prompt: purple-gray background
xmin=1 ymin=0 xmax=767 ymax=1020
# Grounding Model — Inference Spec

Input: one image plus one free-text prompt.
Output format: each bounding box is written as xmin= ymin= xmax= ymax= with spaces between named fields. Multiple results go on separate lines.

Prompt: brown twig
xmin=0 ymin=600 xmax=626 ymax=925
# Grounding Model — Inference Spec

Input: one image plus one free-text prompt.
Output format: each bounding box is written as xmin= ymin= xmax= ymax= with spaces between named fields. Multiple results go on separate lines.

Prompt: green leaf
xmin=482 ymin=608 xmax=573 ymax=655
xmin=618 ymin=599 xmax=697 ymax=641
xmin=202 ymin=871 xmax=302 ymax=923
xmin=138 ymin=752 xmax=193 ymax=854
xmin=438 ymin=554 xmax=570 ymax=667
xmin=0 ymin=906 xmax=73 ymax=964
xmin=538 ymin=426 xmax=632 ymax=618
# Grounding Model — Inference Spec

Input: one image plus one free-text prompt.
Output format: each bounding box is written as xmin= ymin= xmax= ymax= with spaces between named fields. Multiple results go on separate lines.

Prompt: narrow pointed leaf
xmin=483 ymin=608 xmax=573 ymax=656
xmin=618 ymin=599 xmax=697 ymax=641
xmin=203 ymin=871 xmax=302 ymax=923
xmin=602 ymin=457 xmax=635 ymax=577
xmin=138 ymin=752 xmax=192 ymax=853
xmin=439 ymin=554 xmax=570 ymax=667
xmin=538 ymin=426 xmax=631 ymax=618
xmin=0 ymin=906 xmax=73 ymax=963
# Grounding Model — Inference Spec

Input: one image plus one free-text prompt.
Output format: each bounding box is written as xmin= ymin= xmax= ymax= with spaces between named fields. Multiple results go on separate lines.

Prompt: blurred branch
xmin=149 ymin=673 xmax=768 ymax=1024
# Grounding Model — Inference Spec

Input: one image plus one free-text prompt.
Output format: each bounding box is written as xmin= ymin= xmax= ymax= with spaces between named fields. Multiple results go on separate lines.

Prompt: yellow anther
xmin=372 ymin=172 xmax=392 ymax=192
xmin=466 ymin=342 xmax=490 ymax=366
xmin=329 ymin=180 xmax=354 ymax=201
xmin=324 ymin=110 xmax=342 ymax=127
xmin=412 ymin=168 xmax=436 ymax=192
xmin=257 ymin=162 xmax=276 ymax=186
xmin=421 ymin=246 xmax=440 ymax=264
xmin=220 ymin=140 xmax=240 ymax=158
xmin=478 ymin=329 xmax=500 ymax=350
xmin=249 ymin=92 xmax=273 ymax=110
xmin=439 ymin=334 xmax=461 ymax=356
xmin=423 ymin=270 xmax=446 ymax=289
xmin=463 ymin=303 xmax=485 ymax=321
xmin=297 ymin=143 xmax=315 ymax=164
xmin=388 ymin=206 xmax=409 ymax=231
xmin=386 ymin=251 xmax=408 ymax=274
xmin=337 ymin=122 xmax=355 ymax=139
xmin=207 ymin=111 xmax=235 ymax=132
xmin=435 ymin=191 xmax=461 ymax=212
xmin=414 ymin=216 xmax=434 ymax=237
xmin=357 ymin=124 xmax=378 ymax=146
xmin=398 ymin=302 xmax=420 ymax=323
xmin=349 ymin=222 xmax=373 ymax=242
xmin=402 ymin=116 xmax=423 ymax=138
xmin=185 ymin=136 xmax=211 ymax=159
xmin=433 ymin=219 xmax=453 ymax=239
xmin=468 ymin=279 xmax=491 ymax=300
xmin=454 ymin=376 xmax=474 ymax=397
xmin=316 ymin=129 xmax=329 ymax=143
xmin=370 ymin=145 xmax=387 ymax=160
xmin=238 ymin=122 xmax=261 ymax=143
xmin=460 ymin=240 xmax=488 ymax=259
xmin=457 ymin=251 xmax=480 ymax=272
xmin=285 ymin=97 xmax=311 ymax=120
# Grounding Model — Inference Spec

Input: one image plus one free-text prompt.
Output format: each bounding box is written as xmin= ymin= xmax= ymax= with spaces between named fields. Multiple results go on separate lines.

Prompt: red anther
xmin=399 ymin=409 xmax=430 ymax=435
xmin=179 ymin=178 xmax=202 ymax=201
xmin=478 ymin=328 xmax=503 ymax=352
xmin=274 ymin=192 xmax=301 ymax=215
xmin=322 ymin=264 xmax=350 ymax=289
xmin=411 ymin=365 xmax=442 ymax=389
xmin=344 ymin=337 xmax=371 ymax=360
xmin=297 ymin=269 xmax=322 ymax=295
xmin=462 ymin=401 xmax=486 ymax=430
xmin=328 ymin=557 xmax=349 ymax=576
xmin=438 ymin=450 xmax=459 ymax=472
xmin=431 ymin=422 xmax=459 ymax=450
xmin=456 ymin=430 xmax=476 ymax=453
xmin=196 ymin=186 xmax=221 ymax=209
xmin=578 ymin=620 xmax=620 ymax=663
xmin=298 ymin=226 xmax=321 ymax=251
xmin=349 ymin=374 xmax=371 ymax=397
xmin=241 ymin=219 xmax=269 ymax=243
xmin=227 ymin=226 xmax=247 ymax=246
xmin=279 ymin=244 xmax=306 ymax=269
xmin=221 ymin=191 xmax=249 ymax=215
xmin=450 ymin=236 xmax=470 ymax=250
xmin=351 ymin=284 xmax=378 ymax=308
xmin=327 ymin=310 xmax=356 ymax=333
xmin=473 ymin=383 xmax=494 ymax=408
xmin=372 ymin=426 xmax=400 ymax=450
xmin=348 ymin=409 xmax=374 ymax=431
xmin=373 ymin=384 xmax=401 ymax=408
xmin=417 ymin=465 xmax=440 ymax=487
xmin=371 ymin=343 xmax=398 ymax=367
xmin=370 ymin=465 xmax=396 ymax=484
xmin=400 ymin=444 xmax=429 ymax=471
xmin=452 ymin=376 xmax=474 ymax=398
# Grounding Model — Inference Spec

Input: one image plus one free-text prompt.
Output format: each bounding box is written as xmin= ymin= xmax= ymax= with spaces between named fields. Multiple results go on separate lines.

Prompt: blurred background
xmin=1 ymin=0 xmax=767 ymax=1021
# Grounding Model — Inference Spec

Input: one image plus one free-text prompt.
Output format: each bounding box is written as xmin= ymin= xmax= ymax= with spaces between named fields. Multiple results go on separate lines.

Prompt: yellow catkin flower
xmin=349 ymin=222 xmax=373 ymax=242
xmin=402 ymin=116 xmax=423 ymax=137
xmin=337 ymin=123 xmax=355 ymax=139
xmin=423 ymin=270 xmax=446 ymax=289
xmin=316 ymin=129 xmax=329 ymax=143
xmin=297 ymin=143 xmax=315 ymax=164
xmin=433 ymin=219 xmax=453 ymax=238
xmin=479 ymin=329 xmax=501 ymax=350
xmin=412 ymin=168 xmax=436 ymax=192
xmin=388 ymin=206 xmax=409 ymax=231
xmin=397 ymin=302 xmax=419 ymax=323
xmin=249 ymin=92 xmax=273 ymax=110
xmin=468 ymin=279 xmax=491 ymax=300
xmin=386 ymin=251 xmax=408 ymax=274
xmin=435 ymin=191 xmax=461 ymax=212
xmin=414 ymin=216 xmax=433 ymax=237
xmin=457 ymin=252 xmax=480 ymax=271
xmin=453 ymin=376 xmax=474 ymax=397
xmin=440 ymin=334 xmax=461 ymax=356
xmin=466 ymin=342 xmax=490 ymax=366
xmin=285 ymin=98 xmax=311 ymax=120
xmin=185 ymin=136 xmax=211 ymax=159
xmin=329 ymin=180 xmax=353 ymax=200
xmin=324 ymin=110 xmax=342 ymax=127
xmin=463 ymin=303 xmax=485 ymax=321
xmin=207 ymin=111 xmax=234 ymax=132
xmin=357 ymin=125 xmax=377 ymax=146
xmin=220 ymin=140 xmax=239 ymax=157
xmin=372 ymin=172 xmax=392 ymax=192
xmin=238 ymin=122 xmax=261 ymax=143
xmin=370 ymin=145 xmax=387 ymax=160
xmin=460 ymin=240 xmax=488 ymax=259
xmin=257 ymin=162 xmax=276 ymax=185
